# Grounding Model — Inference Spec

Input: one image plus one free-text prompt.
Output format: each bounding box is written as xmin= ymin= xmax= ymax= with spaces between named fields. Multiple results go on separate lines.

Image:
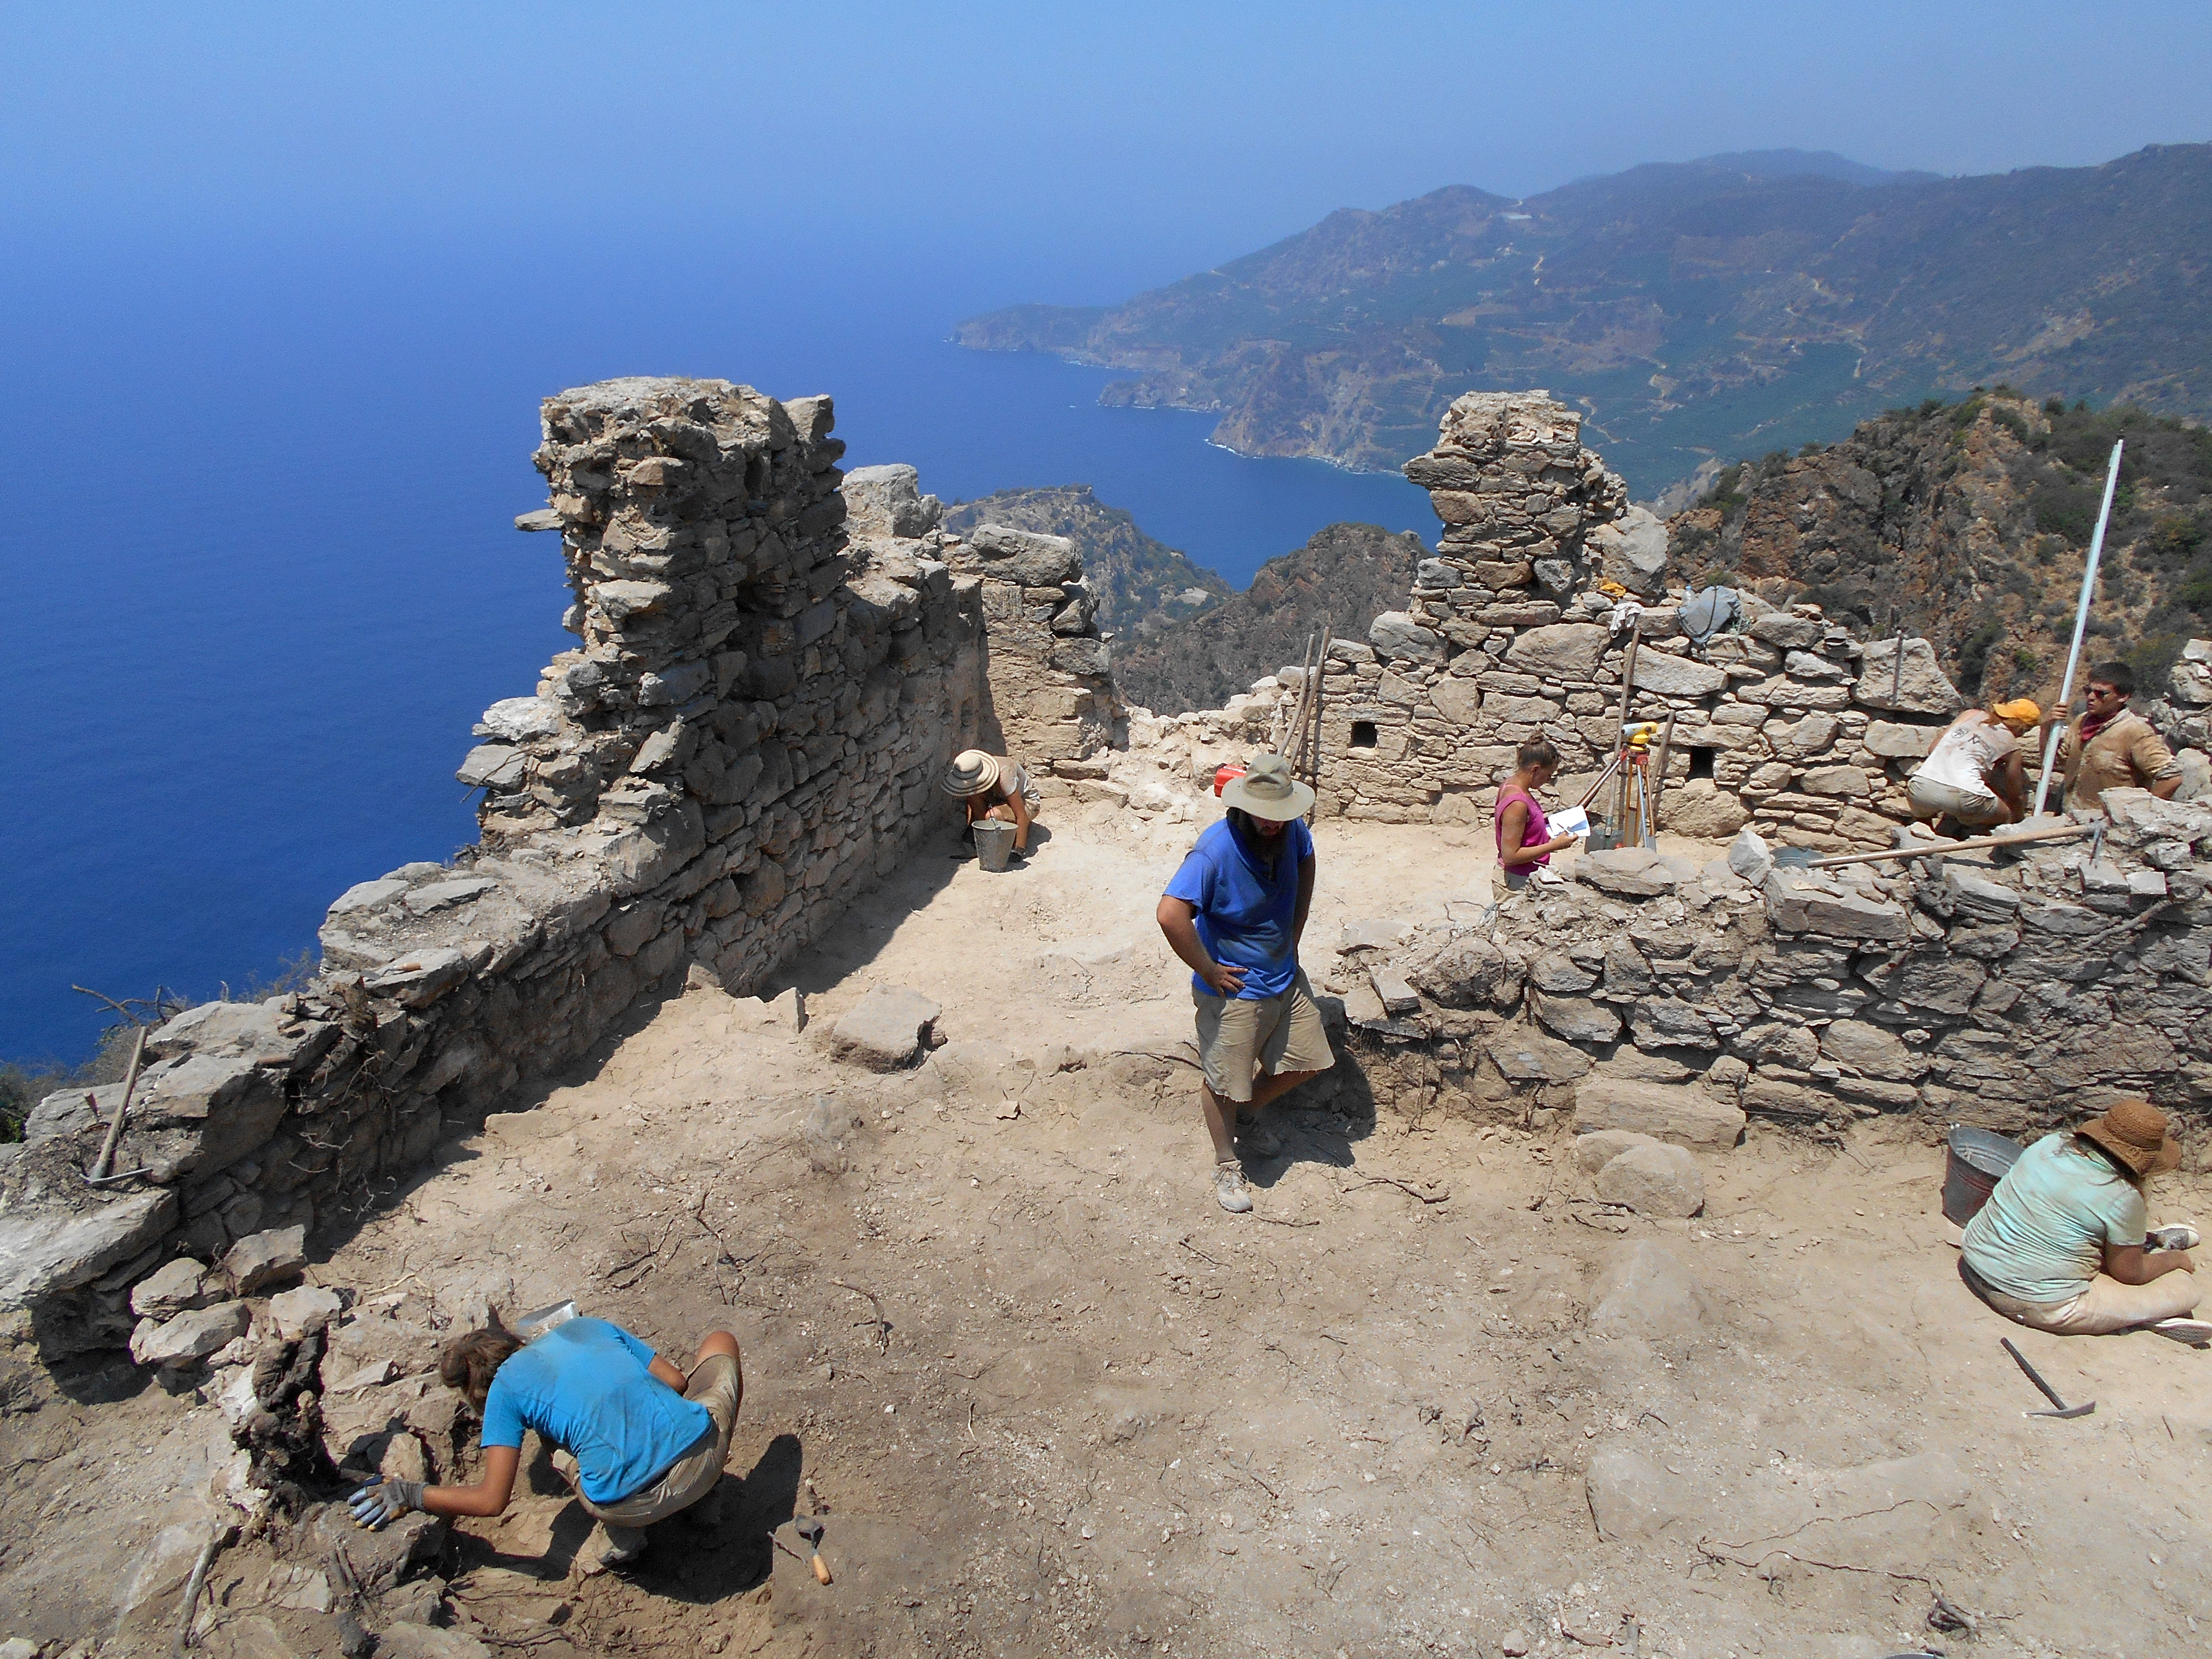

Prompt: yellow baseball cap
xmin=1992 ymin=698 xmax=2042 ymax=723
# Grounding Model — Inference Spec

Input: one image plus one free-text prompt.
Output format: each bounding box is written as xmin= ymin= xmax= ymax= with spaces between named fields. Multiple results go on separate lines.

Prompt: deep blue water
xmin=0 ymin=228 xmax=1430 ymax=1062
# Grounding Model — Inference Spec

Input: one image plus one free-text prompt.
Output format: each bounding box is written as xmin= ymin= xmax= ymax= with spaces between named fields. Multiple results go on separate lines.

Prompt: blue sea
xmin=0 ymin=228 xmax=1431 ymax=1063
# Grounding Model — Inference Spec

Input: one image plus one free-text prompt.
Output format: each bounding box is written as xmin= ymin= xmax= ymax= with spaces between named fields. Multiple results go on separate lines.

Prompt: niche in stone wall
xmin=1351 ymin=720 xmax=1379 ymax=749
xmin=1686 ymin=747 xmax=1717 ymax=781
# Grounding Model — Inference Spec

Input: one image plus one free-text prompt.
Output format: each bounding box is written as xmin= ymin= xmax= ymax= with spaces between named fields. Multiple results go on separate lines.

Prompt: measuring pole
xmin=2030 ymin=438 xmax=2124 ymax=819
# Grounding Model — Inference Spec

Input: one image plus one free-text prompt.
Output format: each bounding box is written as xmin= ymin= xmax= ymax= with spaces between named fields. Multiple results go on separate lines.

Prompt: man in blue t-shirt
xmin=1157 ymin=754 xmax=1334 ymax=1214
xmin=347 ymin=1315 xmax=743 ymax=1571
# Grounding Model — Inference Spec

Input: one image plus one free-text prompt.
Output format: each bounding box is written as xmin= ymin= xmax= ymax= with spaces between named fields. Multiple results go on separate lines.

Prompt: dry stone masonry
xmin=1325 ymin=789 xmax=2212 ymax=1209
xmin=0 ymin=376 xmax=1118 ymax=1370
xmin=1267 ymin=392 xmax=1971 ymax=845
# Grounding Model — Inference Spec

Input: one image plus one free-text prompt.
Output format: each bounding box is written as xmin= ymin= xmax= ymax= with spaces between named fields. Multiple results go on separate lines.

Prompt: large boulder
xmin=129 ymin=1300 xmax=249 ymax=1368
xmin=128 ymin=1052 xmax=292 ymax=1176
xmin=1574 ymin=1128 xmax=1662 ymax=1174
xmin=1596 ymin=1142 xmax=1706 ymax=1217
xmin=1572 ymin=1077 xmax=1744 ymax=1150
xmin=966 ymin=523 xmax=1078 ymax=587
xmin=221 ymin=1225 xmax=307 ymax=1295
xmin=843 ymin=463 xmax=942 ymax=540
xmin=1406 ymin=935 xmax=1523 ymax=1008
xmin=1762 ymin=872 xmax=1910 ymax=942
xmin=0 ymin=1185 xmax=176 ymax=1312
xmin=1576 ymin=847 xmax=1689 ymax=899
xmin=1586 ymin=506 xmax=1671 ymax=598
xmin=1630 ymin=650 xmax=1728 ymax=697
xmin=1660 ymin=780 xmax=1749 ymax=839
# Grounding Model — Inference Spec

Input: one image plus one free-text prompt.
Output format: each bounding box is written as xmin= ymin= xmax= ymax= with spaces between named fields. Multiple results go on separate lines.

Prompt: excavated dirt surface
xmin=5 ymin=806 xmax=2211 ymax=1659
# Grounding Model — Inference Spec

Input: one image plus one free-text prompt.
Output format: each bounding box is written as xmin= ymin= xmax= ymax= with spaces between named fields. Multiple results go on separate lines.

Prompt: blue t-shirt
xmin=1163 ymin=816 xmax=1313 ymax=1000
xmin=480 ymin=1318 xmax=712 ymax=1504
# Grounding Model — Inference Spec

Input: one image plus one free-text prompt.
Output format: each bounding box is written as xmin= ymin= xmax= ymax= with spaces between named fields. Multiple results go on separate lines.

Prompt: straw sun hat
xmin=941 ymin=750 xmax=1001 ymax=798
xmin=2076 ymin=1098 xmax=2184 ymax=1177
xmin=1220 ymin=754 xmax=1315 ymax=821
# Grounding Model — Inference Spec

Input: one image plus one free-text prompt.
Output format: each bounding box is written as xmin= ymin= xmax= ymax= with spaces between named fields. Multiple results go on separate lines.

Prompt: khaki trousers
xmin=576 ymin=1354 xmax=741 ymax=1532
xmin=1965 ymin=1262 xmax=2199 ymax=1335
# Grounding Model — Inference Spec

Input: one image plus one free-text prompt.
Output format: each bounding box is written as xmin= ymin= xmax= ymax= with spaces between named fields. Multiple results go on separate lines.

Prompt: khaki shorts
xmin=1962 ymin=1260 xmax=2199 ymax=1335
xmin=1193 ymin=970 xmax=1334 ymax=1103
xmin=580 ymin=1353 xmax=742 ymax=1528
xmin=1908 ymin=775 xmax=2008 ymax=827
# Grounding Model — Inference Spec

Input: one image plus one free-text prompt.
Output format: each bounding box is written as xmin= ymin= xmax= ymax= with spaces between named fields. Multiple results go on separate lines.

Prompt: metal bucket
xmin=1584 ymin=817 xmax=1618 ymax=852
xmin=973 ymin=820 xmax=1017 ymax=872
xmin=1942 ymin=1127 xmax=2023 ymax=1225
xmin=516 ymin=1299 xmax=578 ymax=1341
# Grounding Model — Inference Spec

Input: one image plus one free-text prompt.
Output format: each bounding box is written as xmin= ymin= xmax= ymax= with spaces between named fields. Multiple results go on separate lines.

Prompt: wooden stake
xmin=1610 ymin=621 xmax=1641 ymax=838
xmin=1277 ymin=632 xmax=1317 ymax=759
xmin=1644 ymin=711 xmax=1677 ymax=848
xmin=90 ymin=1025 xmax=149 ymax=1182
xmin=1304 ymin=625 xmax=1333 ymax=819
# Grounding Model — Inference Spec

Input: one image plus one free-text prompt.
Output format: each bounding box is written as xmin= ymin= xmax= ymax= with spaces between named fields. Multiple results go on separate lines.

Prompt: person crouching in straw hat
xmin=942 ymin=748 xmax=1041 ymax=857
xmin=1155 ymin=754 xmax=1335 ymax=1215
xmin=1960 ymin=1099 xmax=2210 ymax=1345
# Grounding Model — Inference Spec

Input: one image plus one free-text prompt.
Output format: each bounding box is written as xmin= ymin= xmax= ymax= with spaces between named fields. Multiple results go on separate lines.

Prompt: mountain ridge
xmin=958 ymin=143 xmax=2212 ymax=493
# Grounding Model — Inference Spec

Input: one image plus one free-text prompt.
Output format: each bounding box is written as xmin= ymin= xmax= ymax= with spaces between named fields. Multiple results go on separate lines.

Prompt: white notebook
xmin=1550 ymin=805 xmax=1591 ymax=840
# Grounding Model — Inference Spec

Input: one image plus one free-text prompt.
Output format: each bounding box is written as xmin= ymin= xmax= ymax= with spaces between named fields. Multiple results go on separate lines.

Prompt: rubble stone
xmin=831 ymin=986 xmax=942 ymax=1070
xmin=221 ymin=1226 xmax=307 ymax=1295
xmin=1572 ymin=1078 xmax=1744 ymax=1150
xmin=1596 ymin=1142 xmax=1705 ymax=1216
xmin=130 ymin=1300 xmax=249 ymax=1367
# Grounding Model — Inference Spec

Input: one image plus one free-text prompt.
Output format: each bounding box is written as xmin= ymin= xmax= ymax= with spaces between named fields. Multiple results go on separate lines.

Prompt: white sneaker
xmin=2150 ymin=1318 xmax=2212 ymax=1347
xmin=1214 ymin=1161 xmax=1253 ymax=1214
xmin=2148 ymin=1224 xmax=2202 ymax=1252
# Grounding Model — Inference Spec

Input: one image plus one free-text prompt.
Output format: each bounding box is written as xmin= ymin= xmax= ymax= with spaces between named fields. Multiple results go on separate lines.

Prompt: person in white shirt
xmin=1906 ymin=699 xmax=2040 ymax=837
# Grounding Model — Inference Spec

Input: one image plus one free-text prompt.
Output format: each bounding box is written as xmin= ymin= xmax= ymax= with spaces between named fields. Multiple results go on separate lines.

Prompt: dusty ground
xmin=4 ymin=804 xmax=2210 ymax=1659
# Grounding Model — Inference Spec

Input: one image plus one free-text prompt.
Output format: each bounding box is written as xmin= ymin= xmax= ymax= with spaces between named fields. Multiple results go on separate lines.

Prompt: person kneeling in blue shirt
xmin=1156 ymin=754 xmax=1334 ymax=1215
xmin=349 ymin=1314 xmax=743 ymax=1571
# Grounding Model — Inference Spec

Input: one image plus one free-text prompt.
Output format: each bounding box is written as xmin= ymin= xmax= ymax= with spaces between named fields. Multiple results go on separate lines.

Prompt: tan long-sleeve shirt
xmin=2056 ymin=710 xmax=2180 ymax=810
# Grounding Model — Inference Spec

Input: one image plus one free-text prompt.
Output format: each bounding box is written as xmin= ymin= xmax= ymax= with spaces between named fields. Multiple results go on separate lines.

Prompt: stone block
xmin=1818 ymin=1019 xmax=1926 ymax=1081
xmin=1864 ymin=720 xmax=1941 ymax=759
xmin=130 ymin=1300 xmax=249 ymax=1367
xmin=1572 ymin=1077 xmax=1744 ymax=1150
xmin=221 ymin=1225 xmax=307 ymax=1295
xmin=1486 ymin=1026 xmax=1593 ymax=1084
xmin=1603 ymin=935 xmax=1653 ymax=997
xmin=1854 ymin=637 xmax=1963 ymax=716
xmin=1529 ymin=951 xmax=1598 ymax=993
xmin=131 ymin=1257 xmax=214 ymax=1319
xmin=1530 ymin=991 xmax=1621 ymax=1044
xmin=1370 ymin=969 xmax=1420 ymax=1016
xmin=1630 ymin=997 xmax=1717 ymax=1050
xmin=830 ymin=985 xmax=942 ymax=1070
xmin=1596 ymin=1142 xmax=1705 ymax=1216
xmin=1504 ymin=622 xmax=1609 ymax=679
xmin=1586 ymin=505 xmax=1670 ymax=597
xmin=329 ymin=877 xmax=411 ymax=918
xmin=1630 ymin=651 xmax=1728 ymax=697
xmin=0 ymin=1185 xmax=176 ymax=1311
xmin=1574 ymin=1128 xmax=1661 ymax=1174
xmin=1576 ymin=847 xmax=1681 ymax=898
xmin=1762 ymin=872 xmax=1909 ymax=941
xmin=1800 ymin=766 xmax=1872 ymax=797
xmin=270 ymin=1285 xmax=344 ymax=1340
xmin=968 ymin=523 xmax=1079 ymax=586
xmin=1369 ymin=612 xmax=1446 ymax=663
xmin=1661 ymin=781 xmax=1749 ymax=838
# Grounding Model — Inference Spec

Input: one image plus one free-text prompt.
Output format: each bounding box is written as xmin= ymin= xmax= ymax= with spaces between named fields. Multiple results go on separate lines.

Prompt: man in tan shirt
xmin=2051 ymin=661 xmax=2182 ymax=811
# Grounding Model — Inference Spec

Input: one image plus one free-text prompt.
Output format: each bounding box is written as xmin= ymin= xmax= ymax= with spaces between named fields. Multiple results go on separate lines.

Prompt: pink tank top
xmin=1494 ymin=785 xmax=1552 ymax=868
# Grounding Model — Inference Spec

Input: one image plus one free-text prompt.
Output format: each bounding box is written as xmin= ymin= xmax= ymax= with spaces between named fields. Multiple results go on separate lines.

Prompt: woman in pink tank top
xmin=1494 ymin=738 xmax=1578 ymax=890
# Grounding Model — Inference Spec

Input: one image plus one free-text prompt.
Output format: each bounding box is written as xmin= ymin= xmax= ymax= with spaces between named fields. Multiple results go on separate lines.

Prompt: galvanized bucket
xmin=973 ymin=820 xmax=1017 ymax=872
xmin=1942 ymin=1127 xmax=2023 ymax=1225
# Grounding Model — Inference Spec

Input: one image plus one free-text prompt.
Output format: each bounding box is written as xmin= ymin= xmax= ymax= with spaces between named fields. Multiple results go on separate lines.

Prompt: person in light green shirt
xmin=1961 ymin=1099 xmax=2206 ymax=1343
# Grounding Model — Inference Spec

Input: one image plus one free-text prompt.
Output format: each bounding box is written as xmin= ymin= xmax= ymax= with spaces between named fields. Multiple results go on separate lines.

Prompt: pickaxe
xmin=2002 ymin=1337 xmax=2094 ymax=1419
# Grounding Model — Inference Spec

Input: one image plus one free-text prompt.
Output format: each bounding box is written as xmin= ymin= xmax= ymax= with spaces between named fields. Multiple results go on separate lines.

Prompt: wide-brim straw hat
xmin=941 ymin=750 xmax=1001 ymax=798
xmin=2077 ymin=1097 xmax=2183 ymax=1177
xmin=1221 ymin=754 xmax=1315 ymax=821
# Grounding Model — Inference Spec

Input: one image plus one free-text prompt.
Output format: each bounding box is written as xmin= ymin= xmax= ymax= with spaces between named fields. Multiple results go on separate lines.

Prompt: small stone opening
xmin=1687 ymin=746 xmax=1717 ymax=781
xmin=1350 ymin=720 xmax=1379 ymax=749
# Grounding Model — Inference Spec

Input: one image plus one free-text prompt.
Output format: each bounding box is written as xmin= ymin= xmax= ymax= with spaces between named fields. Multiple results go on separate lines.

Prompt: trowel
xmin=795 ymin=1516 xmax=833 ymax=1583
xmin=2001 ymin=1338 xmax=2094 ymax=1419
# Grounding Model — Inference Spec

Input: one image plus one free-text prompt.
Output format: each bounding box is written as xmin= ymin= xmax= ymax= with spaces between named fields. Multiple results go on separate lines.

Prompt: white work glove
xmin=347 ymin=1475 xmax=425 ymax=1530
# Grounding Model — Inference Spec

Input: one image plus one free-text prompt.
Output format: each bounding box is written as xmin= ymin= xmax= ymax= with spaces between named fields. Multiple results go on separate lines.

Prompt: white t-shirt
xmin=1916 ymin=714 xmax=2016 ymax=796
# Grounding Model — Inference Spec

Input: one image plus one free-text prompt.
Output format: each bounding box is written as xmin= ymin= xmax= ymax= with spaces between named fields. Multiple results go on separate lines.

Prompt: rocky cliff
xmin=1665 ymin=392 xmax=2212 ymax=726
xmin=1112 ymin=523 xmax=1425 ymax=716
xmin=939 ymin=484 xmax=1231 ymax=638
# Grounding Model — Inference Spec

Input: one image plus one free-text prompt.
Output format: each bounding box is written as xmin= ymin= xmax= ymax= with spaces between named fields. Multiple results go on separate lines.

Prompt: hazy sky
xmin=8 ymin=2 xmax=2212 ymax=303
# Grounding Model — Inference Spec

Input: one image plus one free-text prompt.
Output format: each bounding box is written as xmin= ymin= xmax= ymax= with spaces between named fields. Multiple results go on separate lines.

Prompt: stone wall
xmin=1330 ymin=791 xmax=2212 ymax=1143
xmin=1305 ymin=392 xmax=1967 ymax=847
xmin=0 ymin=378 xmax=1112 ymax=1367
